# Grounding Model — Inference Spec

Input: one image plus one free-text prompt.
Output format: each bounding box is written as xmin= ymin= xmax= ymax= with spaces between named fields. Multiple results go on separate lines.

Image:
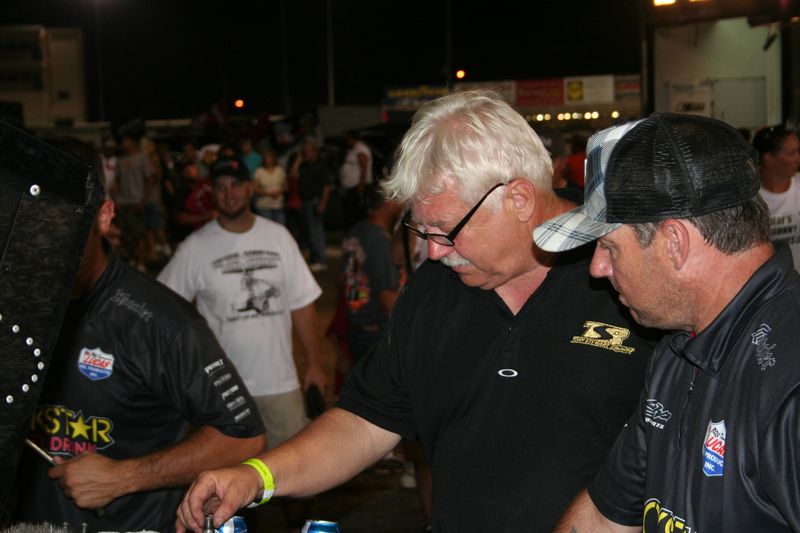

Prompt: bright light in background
xmin=234 ymin=99 xmax=245 ymax=109
xmin=611 ymin=110 xmax=620 ymax=118
xmin=536 ymin=114 xmax=544 ymax=121
xmin=591 ymin=111 xmax=599 ymax=119
xmin=584 ymin=112 xmax=591 ymax=119
xmin=544 ymin=113 xmax=551 ymax=120
xmin=455 ymin=69 xmax=466 ymax=79
xmin=653 ymin=0 xmax=676 ymax=5
xmin=572 ymin=112 xmax=580 ymax=119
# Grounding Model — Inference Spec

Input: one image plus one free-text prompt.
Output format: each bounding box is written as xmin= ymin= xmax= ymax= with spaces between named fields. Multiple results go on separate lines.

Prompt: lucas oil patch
xmin=702 ymin=419 xmax=726 ymax=477
xmin=78 ymin=347 xmax=115 ymax=381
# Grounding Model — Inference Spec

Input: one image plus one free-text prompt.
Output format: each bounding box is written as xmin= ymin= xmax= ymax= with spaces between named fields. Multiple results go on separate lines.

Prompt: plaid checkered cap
xmin=533 ymin=113 xmax=760 ymax=252
xmin=533 ymin=120 xmax=643 ymax=252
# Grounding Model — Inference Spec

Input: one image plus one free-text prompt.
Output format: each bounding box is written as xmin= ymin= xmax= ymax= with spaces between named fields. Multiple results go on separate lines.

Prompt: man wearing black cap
xmin=535 ymin=114 xmax=800 ymax=532
xmin=159 ymin=156 xmax=327 ymax=453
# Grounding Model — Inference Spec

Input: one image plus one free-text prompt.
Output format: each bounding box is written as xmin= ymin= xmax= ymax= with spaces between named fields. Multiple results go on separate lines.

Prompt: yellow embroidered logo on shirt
xmin=571 ymin=321 xmax=635 ymax=354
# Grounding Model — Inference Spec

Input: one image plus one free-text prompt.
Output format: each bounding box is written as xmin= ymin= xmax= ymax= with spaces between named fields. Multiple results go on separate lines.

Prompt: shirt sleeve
xmin=148 ymin=316 xmax=265 ymax=438
xmin=587 ymin=382 xmax=649 ymax=526
xmin=157 ymin=238 xmax=199 ymax=302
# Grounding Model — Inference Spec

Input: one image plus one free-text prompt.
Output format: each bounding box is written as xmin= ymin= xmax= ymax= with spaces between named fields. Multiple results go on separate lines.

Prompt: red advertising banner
xmin=515 ymin=79 xmax=564 ymax=107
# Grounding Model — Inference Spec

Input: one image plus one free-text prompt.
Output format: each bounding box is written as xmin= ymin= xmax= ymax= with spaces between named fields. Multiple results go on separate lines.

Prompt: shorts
xmin=252 ymin=388 xmax=310 ymax=449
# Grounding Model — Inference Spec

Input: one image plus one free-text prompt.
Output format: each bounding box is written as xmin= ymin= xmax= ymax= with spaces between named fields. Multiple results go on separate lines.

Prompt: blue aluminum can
xmin=301 ymin=519 xmax=340 ymax=533
xmin=216 ymin=515 xmax=247 ymax=533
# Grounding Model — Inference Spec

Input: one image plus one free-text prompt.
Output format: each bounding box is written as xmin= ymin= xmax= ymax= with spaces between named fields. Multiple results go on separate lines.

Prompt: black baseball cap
xmin=210 ymin=156 xmax=250 ymax=182
xmin=534 ymin=113 xmax=760 ymax=252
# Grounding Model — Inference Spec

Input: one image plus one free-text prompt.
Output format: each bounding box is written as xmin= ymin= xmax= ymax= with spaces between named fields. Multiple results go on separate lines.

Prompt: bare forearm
xmin=122 ymin=426 xmax=266 ymax=493
xmin=291 ymin=303 xmax=322 ymax=368
xmin=553 ymin=490 xmax=638 ymax=533
xmin=263 ymin=408 xmax=399 ymax=497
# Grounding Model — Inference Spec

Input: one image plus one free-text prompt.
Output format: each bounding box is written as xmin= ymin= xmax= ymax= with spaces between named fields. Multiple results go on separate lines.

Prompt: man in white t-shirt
xmin=158 ymin=156 xmax=327 ymax=449
xmin=339 ymin=130 xmax=373 ymax=229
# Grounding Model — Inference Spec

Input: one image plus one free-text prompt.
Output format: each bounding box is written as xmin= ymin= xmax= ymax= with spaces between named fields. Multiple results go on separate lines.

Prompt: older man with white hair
xmin=176 ymin=91 xmax=660 ymax=533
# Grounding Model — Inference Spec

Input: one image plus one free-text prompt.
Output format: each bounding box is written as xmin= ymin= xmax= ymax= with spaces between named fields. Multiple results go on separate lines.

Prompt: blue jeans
xmin=255 ymin=207 xmax=286 ymax=226
xmin=302 ymin=200 xmax=326 ymax=263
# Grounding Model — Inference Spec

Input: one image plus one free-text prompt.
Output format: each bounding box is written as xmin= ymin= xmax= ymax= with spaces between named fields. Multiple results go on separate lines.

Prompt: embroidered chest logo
xmin=571 ymin=321 xmax=635 ymax=354
xmin=702 ymin=419 xmax=726 ymax=477
xmin=644 ymin=399 xmax=672 ymax=430
xmin=77 ymin=347 xmax=115 ymax=381
xmin=750 ymin=323 xmax=776 ymax=371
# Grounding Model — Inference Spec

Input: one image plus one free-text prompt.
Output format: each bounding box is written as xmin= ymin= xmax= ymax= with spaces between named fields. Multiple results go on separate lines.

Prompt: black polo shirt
xmin=589 ymin=244 xmax=800 ymax=532
xmin=338 ymin=251 xmax=661 ymax=532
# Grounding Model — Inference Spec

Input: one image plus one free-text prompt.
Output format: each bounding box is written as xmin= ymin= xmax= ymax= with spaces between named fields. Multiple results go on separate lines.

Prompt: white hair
xmin=383 ymin=90 xmax=553 ymax=208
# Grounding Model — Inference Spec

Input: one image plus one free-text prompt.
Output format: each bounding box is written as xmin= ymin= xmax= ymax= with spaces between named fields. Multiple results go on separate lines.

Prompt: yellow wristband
xmin=242 ymin=458 xmax=275 ymax=507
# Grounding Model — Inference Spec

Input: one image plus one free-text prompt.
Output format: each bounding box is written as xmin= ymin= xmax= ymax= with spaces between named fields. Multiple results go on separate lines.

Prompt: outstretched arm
xmin=177 ymin=407 xmax=400 ymax=531
xmin=49 ymin=426 xmax=266 ymax=510
xmin=552 ymin=490 xmax=639 ymax=533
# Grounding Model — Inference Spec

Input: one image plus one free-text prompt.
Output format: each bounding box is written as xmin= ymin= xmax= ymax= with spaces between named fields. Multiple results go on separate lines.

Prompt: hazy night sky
xmin=0 ymin=0 xmax=642 ymax=126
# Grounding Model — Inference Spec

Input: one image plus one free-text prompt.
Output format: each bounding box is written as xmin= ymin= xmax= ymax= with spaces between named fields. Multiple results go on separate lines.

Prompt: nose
xmin=427 ymin=239 xmax=451 ymax=261
xmin=589 ymin=246 xmax=612 ymax=279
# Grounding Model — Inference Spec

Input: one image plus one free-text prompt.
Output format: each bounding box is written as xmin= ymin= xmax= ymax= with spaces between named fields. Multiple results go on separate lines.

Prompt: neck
xmin=493 ymin=189 xmax=574 ymax=314
xmin=218 ymin=210 xmax=256 ymax=233
xmin=760 ymin=166 xmax=792 ymax=193
xmin=690 ymin=242 xmax=774 ymax=332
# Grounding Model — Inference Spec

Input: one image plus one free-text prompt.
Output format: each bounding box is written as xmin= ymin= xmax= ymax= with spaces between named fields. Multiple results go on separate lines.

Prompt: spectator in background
xmin=170 ymin=160 xmax=216 ymax=243
xmin=100 ymin=138 xmax=118 ymax=199
xmin=339 ymin=130 xmax=373 ymax=229
xmin=159 ymin=156 xmax=326 ymax=531
xmin=112 ymin=133 xmax=151 ymax=272
xmin=565 ymin=133 xmax=588 ymax=188
xmin=142 ymin=138 xmax=172 ymax=261
xmin=197 ymin=143 xmax=220 ymax=179
xmin=290 ymin=138 xmax=334 ymax=272
xmin=240 ymin=138 xmax=263 ymax=177
xmin=535 ymin=127 xmax=569 ymax=189
xmin=253 ymin=149 xmax=288 ymax=225
xmin=340 ymin=185 xmax=403 ymax=364
xmin=754 ymin=124 xmax=800 ymax=271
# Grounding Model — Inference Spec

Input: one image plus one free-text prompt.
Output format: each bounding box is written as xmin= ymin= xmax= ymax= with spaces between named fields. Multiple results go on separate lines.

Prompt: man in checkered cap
xmin=539 ymin=114 xmax=800 ymax=532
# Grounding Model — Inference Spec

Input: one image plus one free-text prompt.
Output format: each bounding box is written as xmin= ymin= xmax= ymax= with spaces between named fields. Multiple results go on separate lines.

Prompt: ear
xmin=504 ymin=179 xmax=536 ymax=223
xmin=96 ymin=199 xmax=116 ymax=237
xmin=659 ymin=219 xmax=690 ymax=270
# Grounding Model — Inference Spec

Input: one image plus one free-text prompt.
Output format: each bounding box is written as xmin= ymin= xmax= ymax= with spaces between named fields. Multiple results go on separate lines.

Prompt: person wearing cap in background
xmin=535 ymin=114 xmax=800 ymax=532
xmin=158 ymin=156 xmax=326 ymax=529
xmin=175 ymin=91 xmax=661 ymax=533
xmin=753 ymin=124 xmax=800 ymax=272
xmin=13 ymin=138 xmax=266 ymax=532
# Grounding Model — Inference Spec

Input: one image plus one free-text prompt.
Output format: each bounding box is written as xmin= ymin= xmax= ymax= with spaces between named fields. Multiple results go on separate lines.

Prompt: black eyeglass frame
xmin=402 ymin=182 xmax=505 ymax=246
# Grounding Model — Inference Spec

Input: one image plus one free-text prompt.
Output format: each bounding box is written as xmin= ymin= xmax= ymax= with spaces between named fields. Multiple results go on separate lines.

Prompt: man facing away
xmin=175 ymin=91 xmax=660 ymax=533
xmin=533 ymin=113 xmax=800 ymax=532
xmin=13 ymin=138 xmax=266 ymax=533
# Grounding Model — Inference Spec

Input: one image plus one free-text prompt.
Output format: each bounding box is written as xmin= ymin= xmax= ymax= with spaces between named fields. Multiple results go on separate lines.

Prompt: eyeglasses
xmin=403 ymin=183 xmax=505 ymax=246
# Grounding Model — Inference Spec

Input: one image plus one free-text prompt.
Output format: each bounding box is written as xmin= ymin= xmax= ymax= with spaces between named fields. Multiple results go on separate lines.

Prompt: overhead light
xmin=611 ymin=111 xmax=620 ymax=119
xmin=653 ymin=0 xmax=676 ymax=5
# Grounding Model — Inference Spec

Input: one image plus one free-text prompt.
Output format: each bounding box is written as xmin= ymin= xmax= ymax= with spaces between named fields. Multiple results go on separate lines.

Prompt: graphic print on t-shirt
xmin=212 ymin=250 xmax=284 ymax=318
